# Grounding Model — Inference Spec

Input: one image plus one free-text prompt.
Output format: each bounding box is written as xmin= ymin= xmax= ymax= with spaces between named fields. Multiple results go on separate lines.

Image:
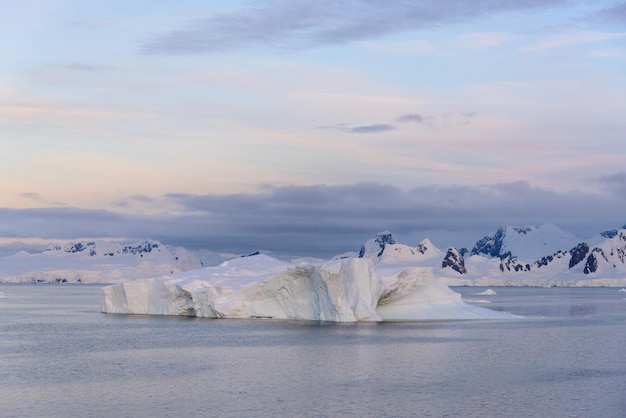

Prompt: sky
xmin=1 ymin=0 xmax=626 ymax=257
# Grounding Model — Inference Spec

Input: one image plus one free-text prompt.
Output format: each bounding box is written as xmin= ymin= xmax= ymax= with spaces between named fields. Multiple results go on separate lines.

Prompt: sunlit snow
xmin=102 ymin=254 xmax=517 ymax=322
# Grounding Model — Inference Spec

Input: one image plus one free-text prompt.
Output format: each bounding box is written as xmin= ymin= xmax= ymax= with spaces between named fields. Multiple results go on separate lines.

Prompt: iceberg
xmin=102 ymin=255 xmax=516 ymax=322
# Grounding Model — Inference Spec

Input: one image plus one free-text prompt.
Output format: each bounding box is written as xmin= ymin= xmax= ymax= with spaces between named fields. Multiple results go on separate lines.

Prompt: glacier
xmin=102 ymin=254 xmax=516 ymax=322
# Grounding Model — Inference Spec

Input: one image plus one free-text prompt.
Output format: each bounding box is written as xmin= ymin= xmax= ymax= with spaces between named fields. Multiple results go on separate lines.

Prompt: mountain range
xmin=2 ymin=224 xmax=626 ymax=286
xmin=352 ymin=225 xmax=626 ymax=287
xmin=0 ymin=239 xmax=206 ymax=283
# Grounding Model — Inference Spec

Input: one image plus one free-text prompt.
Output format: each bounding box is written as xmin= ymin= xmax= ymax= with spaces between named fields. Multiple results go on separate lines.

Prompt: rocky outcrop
xmin=358 ymin=231 xmax=397 ymax=258
xmin=569 ymin=243 xmax=590 ymax=269
xmin=441 ymin=248 xmax=466 ymax=274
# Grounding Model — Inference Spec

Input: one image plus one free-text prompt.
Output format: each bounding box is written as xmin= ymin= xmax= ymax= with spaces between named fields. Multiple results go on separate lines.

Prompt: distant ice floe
xmin=102 ymin=255 xmax=518 ymax=322
xmin=463 ymin=299 xmax=491 ymax=304
xmin=0 ymin=292 xmax=6 ymax=299
xmin=619 ymin=288 xmax=626 ymax=293
xmin=476 ymin=288 xmax=497 ymax=296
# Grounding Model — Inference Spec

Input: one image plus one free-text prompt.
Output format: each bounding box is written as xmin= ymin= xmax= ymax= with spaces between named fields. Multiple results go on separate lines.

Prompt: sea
xmin=1 ymin=284 xmax=625 ymax=418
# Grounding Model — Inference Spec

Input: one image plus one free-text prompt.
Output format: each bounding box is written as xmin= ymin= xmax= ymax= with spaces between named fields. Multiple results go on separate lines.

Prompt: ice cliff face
xmin=102 ymin=255 xmax=515 ymax=322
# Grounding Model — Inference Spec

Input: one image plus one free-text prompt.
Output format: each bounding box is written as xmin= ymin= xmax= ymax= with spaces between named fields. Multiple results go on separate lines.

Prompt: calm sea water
xmin=1 ymin=284 xmax=625 ymax=418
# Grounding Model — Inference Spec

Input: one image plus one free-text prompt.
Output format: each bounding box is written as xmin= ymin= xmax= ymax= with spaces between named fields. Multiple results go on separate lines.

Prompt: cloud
xmin=360 ymin=39 xmax=438 ymax=55
xmin=598 ymin=171 xmax=626 ymax=196
xmin=395 ymin=112 xmax=473 ymax=127
xmin=142 ymin=0 xmax=573 ymax=54
xmin=318 ymin=111 xmax=474 ymax=134
xmin=19 ymin=192 xmax=44 ymax=201
xmin=521 ymin=31 xmax=626 ymax=51
xmin=396 ymin=113 xmax=426 ymax=123
xmin=63 ymin=62 xmax=108 ymax=72
xmin=2 ymin=181 xmax=625 ymax=257
xmin=454 ymin=32 xmax=519 ymax=49
xmin=114 ymin=194 xmax=157 ymax=207
xmin=396 ymin=113 xmax=435 ymax=125
xmin=318 ymin=123 xmax=396 ymax=134
xmin=349 ymin=124 xmax=396 ymax=134
xmin=591 ymin=2 xmax=626 ymax=24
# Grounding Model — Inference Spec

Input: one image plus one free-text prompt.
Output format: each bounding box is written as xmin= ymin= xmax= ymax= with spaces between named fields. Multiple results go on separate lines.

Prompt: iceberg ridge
xmin=102 ymin=255 xmax=516 ymax=322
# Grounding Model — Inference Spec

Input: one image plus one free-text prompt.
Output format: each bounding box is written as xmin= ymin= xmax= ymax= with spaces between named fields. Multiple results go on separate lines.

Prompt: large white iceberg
xmin=102 ymin=255 xmax=516 ymax=322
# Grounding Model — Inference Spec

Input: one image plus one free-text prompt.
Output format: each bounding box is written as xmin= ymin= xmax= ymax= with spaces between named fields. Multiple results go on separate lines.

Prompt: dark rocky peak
xmin=470 ymin=227 xmax=505 ymax=257
xmin=63 ymin=242 xmax=96 ymax=256
xmin=512 ymin=226 xmax=531 ymax=235
xmin=121 ymin=240 xmax=160 ymax=255
xmin=583 ymin=248 xmax=608 ymax=275
xmin=499 ymin=254 xmax=530 ymax=272
xmin=442 ymin=247 xmax=466 ymax=274
xmin=583 ymin=249 xmax=604 ymax=275
xmin=600 ymin=225 xmax=626 ymax=239
xmin=568 ymin=242 xmax=590 ymax=269
xmin=415 ymin=240 xmax=428 ymax=255
xmin=375 ymin=231 xmax=396 ymax=247
xmin=358 ymin=231 xmax=397 ymax=258
xmin=600 ymin=229 xmax=618 ymax=239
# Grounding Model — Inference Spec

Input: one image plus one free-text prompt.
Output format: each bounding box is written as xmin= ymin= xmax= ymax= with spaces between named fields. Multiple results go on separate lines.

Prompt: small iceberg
xmin=476 ymin=288 xmax=497 ymax=296
xmin=619 ymin=288 xmax=626 ymax=293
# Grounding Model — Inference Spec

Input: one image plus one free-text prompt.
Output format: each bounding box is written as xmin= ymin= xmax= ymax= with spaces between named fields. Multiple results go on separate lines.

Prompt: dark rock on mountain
xmin=601 ymin=229 xmax=618 ymax=239
xmin=568 ymin=243 xmax=590 ymax=269
xmin=64 ymin=242 xmax=96 ymax=254
xmin=499 ymin=255 xmax=530 ymax=272
xmin=534 ymin=250 xmax=567 ymax=269
xmin=121 ymin=241 xmax=159 ymax=255
xmin=583 ymin=249 xmax=608 ymax=275
xmin=442 ymin=247 xmax=466 ymax=274
xmin=584 ymin=252 xmax=599 ymax=274
xmin=415 ymin=240 xmax=429 ymax=255
xmin=600 ymin=225 xmax=626 ymax=239
xmin=471 ymin=227 xmax=505 ymax=257
xmin=359 ymin=231 xmax=397 ymax=258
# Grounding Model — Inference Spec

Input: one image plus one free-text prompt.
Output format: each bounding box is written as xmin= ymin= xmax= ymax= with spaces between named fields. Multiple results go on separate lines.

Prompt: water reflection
xmin=1 ymin=284 xmax=626 ymax=417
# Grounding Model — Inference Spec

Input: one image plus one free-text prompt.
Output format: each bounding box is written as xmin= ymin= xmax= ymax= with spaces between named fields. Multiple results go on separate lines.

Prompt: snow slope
xmin=470 ymin=224 xmax=580 ymax=262
xmin=0 ymin=240 xmax=203 ymax=283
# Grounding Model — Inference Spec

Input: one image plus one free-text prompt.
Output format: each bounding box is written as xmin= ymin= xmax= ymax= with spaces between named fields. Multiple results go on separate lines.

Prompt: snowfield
xmin=0 ymin=239 xmax=207 ymax=283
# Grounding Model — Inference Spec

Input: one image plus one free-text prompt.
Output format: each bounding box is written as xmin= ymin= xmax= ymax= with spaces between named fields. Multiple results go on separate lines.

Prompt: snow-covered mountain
xmin=445 ymin=225 xmax=626 ymax=286
xmin=0 ymin=239 xmax=204 ymax=283
xmin=358 ymin=230 xmax=397 ymax=258
xmin=470 ymin=224 xmax=580 ymax=262
xmin=4 ymin=223 xmax=626 ymax=287
xmin=352 ymin=227 xmax=626 ymax=287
